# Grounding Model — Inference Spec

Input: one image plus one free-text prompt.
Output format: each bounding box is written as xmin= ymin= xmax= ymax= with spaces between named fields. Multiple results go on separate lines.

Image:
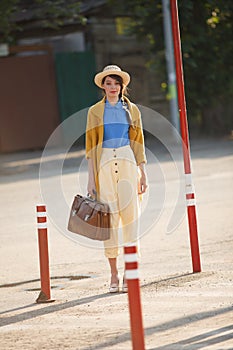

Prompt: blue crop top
xmin=102 ymin=100 xmax=130 ymax=148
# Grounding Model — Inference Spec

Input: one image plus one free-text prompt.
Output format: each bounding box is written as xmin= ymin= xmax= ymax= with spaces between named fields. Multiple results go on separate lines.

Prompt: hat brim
xmin=94 ymin=70 xmax=130 ymax=88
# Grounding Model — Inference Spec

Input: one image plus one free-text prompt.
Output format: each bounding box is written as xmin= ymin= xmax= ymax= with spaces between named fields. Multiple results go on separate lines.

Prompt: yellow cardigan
xmin=85 ymin=96 xmax=146 ymax=194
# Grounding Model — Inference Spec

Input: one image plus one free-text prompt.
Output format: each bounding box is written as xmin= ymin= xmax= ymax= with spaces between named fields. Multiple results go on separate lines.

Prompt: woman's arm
xmin=138 ymin=162 xmax=148 ymax=194
xmin=87 ymin=158 xmax=96 ymax=197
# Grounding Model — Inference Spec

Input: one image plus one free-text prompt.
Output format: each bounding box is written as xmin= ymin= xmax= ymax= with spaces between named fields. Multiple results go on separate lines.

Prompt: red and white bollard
xmin=124 ymin=244 xmax=145 ymax=350
xmin=170 ymin=0 xmax=201 ymax=272
xmin=36 ymin=205 xmax=54 ymax=303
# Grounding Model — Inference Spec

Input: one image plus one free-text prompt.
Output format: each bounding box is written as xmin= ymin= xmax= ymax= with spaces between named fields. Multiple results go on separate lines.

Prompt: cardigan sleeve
xmin=85 ymin=108 xmax=94 ymax=159
xmin=85 ymin=105 xmax=102 ymax=160
xmin=129 ymin=106 xmax=147 ymax=165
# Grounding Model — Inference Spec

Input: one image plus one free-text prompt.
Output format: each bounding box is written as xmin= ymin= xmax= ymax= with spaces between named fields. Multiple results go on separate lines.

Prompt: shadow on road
xmin=0 ymin=138 xmax=232 ymax=184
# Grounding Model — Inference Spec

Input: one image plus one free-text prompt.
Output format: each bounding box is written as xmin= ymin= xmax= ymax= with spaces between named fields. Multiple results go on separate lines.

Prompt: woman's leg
xmin=108 ymin=258 xmax=118 ymax=284
xmin=117 ymin=153 xmax=140 ymax=292
xmin=108 ymin=258 xmax=119 ymax=292
xmin=98 ymin=148 xmax=120 ymax=291
xmin=99 ymin=149 xmax=120 ymax=259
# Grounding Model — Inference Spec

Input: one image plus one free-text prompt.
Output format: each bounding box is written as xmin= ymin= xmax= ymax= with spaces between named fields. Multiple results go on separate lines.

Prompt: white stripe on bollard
xmin=37 ymin=211 xmax=47 ymax=217
xmin=186 ymin=198 xmax=196 ymax=207
xmin=124 ymin=253 xmax=138 ymax=263
xmin=125 ymin=269 xmax=140 ymax=280
xmin=37 ymin=222 xmax=48 ymax=229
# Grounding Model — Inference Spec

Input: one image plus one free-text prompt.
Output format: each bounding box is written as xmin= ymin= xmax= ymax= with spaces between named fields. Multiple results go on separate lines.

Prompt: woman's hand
xmin=138 ymin=163 xmax=148 ymax=194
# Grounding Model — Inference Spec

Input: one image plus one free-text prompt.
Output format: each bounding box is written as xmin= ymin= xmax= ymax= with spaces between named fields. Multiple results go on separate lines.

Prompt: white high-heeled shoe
xmin=109 ymin=282 xmax=119 ymax=293
xmin=122 ymin=278 xmax=128 ymax=293
xmin=109 ymin=275 xmax=119 ymax=293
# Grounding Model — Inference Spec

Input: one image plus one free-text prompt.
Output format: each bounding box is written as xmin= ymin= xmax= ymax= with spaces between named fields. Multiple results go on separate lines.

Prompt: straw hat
xmin=94 ymin=65 xmax=130 ymax=88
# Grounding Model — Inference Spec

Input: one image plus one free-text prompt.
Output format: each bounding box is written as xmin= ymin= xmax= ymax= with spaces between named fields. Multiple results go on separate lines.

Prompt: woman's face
xmin=102 ymin=76 xmax=122 ymax=100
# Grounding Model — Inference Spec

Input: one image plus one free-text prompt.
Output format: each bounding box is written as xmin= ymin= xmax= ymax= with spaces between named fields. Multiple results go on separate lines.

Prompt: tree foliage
xmin=109 ymin=0 xmax=233 ymax=135
xmin=0 ymin=0 xmax=85 ymax=44
xmin=0 ymin=0 xmax=19 ymax=43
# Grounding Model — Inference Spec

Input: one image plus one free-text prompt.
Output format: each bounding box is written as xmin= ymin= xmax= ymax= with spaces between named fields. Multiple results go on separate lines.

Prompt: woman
xmin=86 ymin=65 xmax=148 ymax=293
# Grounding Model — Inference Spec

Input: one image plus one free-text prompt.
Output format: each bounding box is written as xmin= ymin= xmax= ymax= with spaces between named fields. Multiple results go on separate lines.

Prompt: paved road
xmin=0 ymin=137 xmax=232 ymax=349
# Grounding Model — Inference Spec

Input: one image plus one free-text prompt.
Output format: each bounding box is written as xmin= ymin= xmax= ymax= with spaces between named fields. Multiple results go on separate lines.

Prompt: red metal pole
xmin=36 ymin=205 xmax=54 ymax=303
xmin=170 ymin=0 xmax=201 ymax=272
xmin=124 ymin=244 xmax=145 ymax=350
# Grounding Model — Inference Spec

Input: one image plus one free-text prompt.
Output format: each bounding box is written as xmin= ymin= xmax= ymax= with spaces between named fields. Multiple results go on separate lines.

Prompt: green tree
xmin=109 ymin=0 xmax=233 ymax=135
xmin=0 ymin=0 xmax=19 ymax=43
xmin=0 ymin=0 xmax=85 ymax=44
